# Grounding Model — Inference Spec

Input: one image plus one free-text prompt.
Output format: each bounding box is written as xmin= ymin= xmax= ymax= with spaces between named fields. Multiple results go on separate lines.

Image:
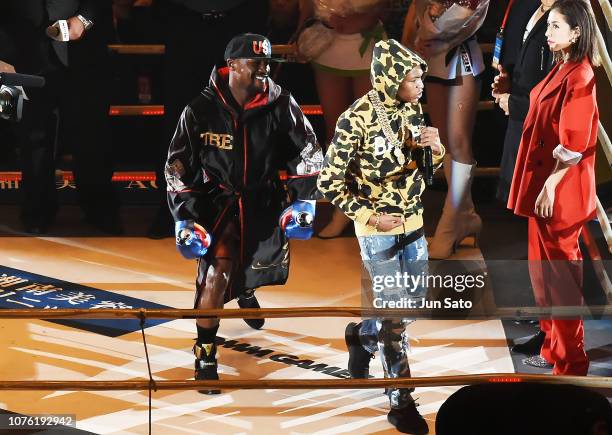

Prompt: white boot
xmin=428 ymin=158 xmax=482 ymax=259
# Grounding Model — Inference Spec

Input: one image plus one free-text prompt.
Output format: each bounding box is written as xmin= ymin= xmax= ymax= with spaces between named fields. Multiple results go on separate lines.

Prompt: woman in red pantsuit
xmin=508 ymin=0 xmax=601 ymax=376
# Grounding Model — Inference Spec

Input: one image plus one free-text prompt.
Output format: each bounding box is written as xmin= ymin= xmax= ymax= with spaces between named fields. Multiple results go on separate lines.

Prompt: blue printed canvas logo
xmin=0 ymin=267 xmax=172 ymax=337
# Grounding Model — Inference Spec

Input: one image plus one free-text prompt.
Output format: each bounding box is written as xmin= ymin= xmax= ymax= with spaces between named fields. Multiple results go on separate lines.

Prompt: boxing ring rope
xmin=1 ymin=306 xmax=612 ymax=320
xmin=1 ymin=374 xmax=611 ymax=391
xmin=2 ymin=307 xmax=612 ymax=391
xmin=2 ymin=307 xmax=611 ymax=434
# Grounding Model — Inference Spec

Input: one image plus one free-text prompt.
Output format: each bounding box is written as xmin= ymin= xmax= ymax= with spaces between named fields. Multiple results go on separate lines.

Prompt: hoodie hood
xmin=208 ymin=66 xmax=281 ymax=112
xmin=370 ymin=39 xmax=427 ymax=109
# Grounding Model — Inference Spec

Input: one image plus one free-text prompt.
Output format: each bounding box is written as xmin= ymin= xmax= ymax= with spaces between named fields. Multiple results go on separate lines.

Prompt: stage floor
xmin=0 ymin=204 xmax=610 ymax=434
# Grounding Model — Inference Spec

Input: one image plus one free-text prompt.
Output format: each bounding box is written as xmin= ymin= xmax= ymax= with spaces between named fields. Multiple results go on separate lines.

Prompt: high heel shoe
xmin=456 ymin=209 xmax=482 ymax=248
xmin=428 ymin=159 xmax=482 ymax=259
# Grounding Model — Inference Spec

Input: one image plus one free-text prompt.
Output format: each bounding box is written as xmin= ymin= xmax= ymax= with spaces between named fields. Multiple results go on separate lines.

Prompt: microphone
xmin=0 ymin=73 xmax=46 ymax=88
xmin=411 ymin=119 xmax=434 ymax=186
xmin=46 ymin=26 xmax=60 ymax=39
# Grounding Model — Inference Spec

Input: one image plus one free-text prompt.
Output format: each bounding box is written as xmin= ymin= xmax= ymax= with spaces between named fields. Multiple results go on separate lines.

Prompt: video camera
xmin=0 ymin=72 xmax=45 ymax=122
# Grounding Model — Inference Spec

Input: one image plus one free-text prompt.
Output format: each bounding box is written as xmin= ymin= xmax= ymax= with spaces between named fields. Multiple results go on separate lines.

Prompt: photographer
xmin=1 ymin=0 xmax=119 ymax=234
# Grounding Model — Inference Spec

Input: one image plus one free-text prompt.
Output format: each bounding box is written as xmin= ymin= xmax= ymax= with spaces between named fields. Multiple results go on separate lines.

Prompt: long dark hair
xmin=550 ymin=0 xmax=601 ymax=66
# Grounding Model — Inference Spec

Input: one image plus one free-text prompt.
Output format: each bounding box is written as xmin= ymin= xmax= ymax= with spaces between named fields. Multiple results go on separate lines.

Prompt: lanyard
xmin=500 ymin=0 xmax=515 ymax=31
xmin=492 ymin=0 xmax=515 ymax=68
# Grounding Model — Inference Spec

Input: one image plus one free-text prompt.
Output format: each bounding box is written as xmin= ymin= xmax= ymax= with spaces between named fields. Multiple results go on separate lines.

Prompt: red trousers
xmin=527 ymin=217 xmax=589 ymax=376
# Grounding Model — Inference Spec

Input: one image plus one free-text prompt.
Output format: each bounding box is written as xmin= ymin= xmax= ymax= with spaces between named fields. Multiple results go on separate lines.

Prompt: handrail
xmin=107 ymin=101 xmax=495 ymax=117
xmin=107 ymin=44 xmax=164 ymax=55
xmin=581 ymin=224 xmax=612 ymax=302
xmin=595 ymin=9 xmax=612 ymax=90
xmin=596 ymin=196 xmax=612 ymax=253
xmin=599 ymin=0 xmax=612 ymax=30
xmin=0 ymin=167 xmax=501 ymax=182
xmin=598 ymin=121 xmax=612 ymax=168
xmin=107 ymin=43 xmax=494 ymax=56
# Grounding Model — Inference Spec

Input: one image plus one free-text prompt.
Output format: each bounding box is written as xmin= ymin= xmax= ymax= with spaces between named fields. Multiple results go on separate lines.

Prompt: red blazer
xmin=508 ymin=57 xmax=599 ymax=229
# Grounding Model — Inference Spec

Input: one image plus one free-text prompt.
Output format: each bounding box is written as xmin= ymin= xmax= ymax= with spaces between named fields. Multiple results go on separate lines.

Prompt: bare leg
xmin=313 ymin=67 xmax=354 ymax=143
xmin=192 ymin=222 xmax=239 ymax=393
xmin=351 ymin=74 xmax=372 ymax=101
xmin=424 ymin=81 xmax=450 ymax=150
xmin=195 ymin=258 xmax=232 ymax=329
xmin=314 ymin=68 xmax=354 ymax=238
xmin=195 ymin=221 xmax=238 ymax=329
xmin=446 ymin=75 xmax=480 ymax=164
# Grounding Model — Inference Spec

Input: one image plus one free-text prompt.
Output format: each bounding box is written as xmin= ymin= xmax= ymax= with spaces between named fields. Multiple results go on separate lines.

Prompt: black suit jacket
xmin=0 ymin=0 xmax=101 ymax=73
xmin=501 ymin=0 xmax=555 ymax=121
xmin=499 ymin=0 xmax=540 ymax=72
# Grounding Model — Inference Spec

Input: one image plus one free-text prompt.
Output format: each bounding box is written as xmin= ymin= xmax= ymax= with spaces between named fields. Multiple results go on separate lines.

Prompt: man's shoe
xmin=193 ymin=342 xmax=220 ymax=394
xmin=237 ymin=292 xmax=264 ymax=330
xmin=345 ymin=322 xmax=374 ymax=378
xmin=387 ymin=401 xmax=429 ymax=434
xmin=522 ymin=355 xmax=553 ymax=369
xmin=511 ymin=330 xmax=545 ymax=355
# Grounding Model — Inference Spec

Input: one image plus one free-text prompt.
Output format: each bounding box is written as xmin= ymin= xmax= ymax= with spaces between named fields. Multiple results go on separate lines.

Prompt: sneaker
xmin=193 ymin=342 xmax=220 ymax=394
xmin=387 ymin=400 xmax=429 ymax=434
xmin=522 ymin=355 xmax=553 ymax=369
xmin=345 ymin=322 xmax=374 ymax=378
xmin=511 ymin=330 xmax=545 ymax=355
xmin=237 ymin=292 xmax=264 ymax=330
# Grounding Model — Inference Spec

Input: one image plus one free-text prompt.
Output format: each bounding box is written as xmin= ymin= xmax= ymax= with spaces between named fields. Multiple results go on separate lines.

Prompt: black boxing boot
xmin=237 ymin=290 xmax=264 ymax=330
xmin=193 ymin=342 xmax=220 ymax=395
xmin=345 ymin=322 xmax=374 ymax=378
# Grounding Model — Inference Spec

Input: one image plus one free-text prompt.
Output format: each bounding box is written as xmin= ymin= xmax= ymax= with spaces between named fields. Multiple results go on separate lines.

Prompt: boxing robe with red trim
xmin=165 ymin=66 xmax=323 ymax=299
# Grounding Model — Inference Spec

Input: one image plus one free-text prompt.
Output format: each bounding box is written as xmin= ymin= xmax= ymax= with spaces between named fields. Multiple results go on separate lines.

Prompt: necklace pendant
xmin=393 ymin=147 xmax=405 ymax=165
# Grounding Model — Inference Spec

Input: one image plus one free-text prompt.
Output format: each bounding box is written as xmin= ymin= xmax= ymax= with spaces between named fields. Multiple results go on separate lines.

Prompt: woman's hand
xmin=368 ymin=213 xmax=404 ymax=232
xmin=418 ymin=126 xmax=443 ymax=155
xmin=534 ymin=182 xmax=555 ymax=218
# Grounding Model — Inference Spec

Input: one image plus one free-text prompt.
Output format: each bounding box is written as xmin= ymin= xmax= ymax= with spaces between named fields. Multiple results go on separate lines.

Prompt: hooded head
xmin=370 ymin=39 xmax=427 ymax=109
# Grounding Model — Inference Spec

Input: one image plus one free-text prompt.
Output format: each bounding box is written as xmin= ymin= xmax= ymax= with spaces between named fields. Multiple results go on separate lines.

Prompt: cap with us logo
xmin=223 ymin=33 xmax=285 ymax=62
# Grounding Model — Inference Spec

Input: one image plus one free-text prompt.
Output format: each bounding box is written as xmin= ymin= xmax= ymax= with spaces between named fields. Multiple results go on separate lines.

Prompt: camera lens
xmin=0 ymin=88 xmax=12 ymax=114
xmin=0 ymin=86 xmax=23 ymax=121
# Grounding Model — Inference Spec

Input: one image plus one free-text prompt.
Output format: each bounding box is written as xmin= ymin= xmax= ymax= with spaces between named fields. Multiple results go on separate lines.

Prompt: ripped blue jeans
xmin=357 ymin=230 xmax=428 ymax=408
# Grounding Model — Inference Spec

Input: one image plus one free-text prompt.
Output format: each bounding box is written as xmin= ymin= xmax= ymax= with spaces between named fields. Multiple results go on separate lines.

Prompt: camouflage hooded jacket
xmin=317 ymin=39 xmax=445 ymax=236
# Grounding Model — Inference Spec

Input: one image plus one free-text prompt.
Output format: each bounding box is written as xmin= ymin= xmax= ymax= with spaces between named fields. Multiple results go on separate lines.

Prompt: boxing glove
xmin=279 ymin=200 xmax=315 ymax=240
xmin=175 ymin=220 xmax=212 ymax=259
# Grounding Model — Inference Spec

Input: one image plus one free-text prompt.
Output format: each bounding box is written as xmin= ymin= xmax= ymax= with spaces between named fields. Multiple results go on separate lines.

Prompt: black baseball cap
xmin=223 ymin=33 xmax=285 ymax=62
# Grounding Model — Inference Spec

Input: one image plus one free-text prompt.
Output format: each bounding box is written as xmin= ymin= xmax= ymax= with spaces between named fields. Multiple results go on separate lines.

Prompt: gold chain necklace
xmin=368 ymin=90 xmax=407 ymax=165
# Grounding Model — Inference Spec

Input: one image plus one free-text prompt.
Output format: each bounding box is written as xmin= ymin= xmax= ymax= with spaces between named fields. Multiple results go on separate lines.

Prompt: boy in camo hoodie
xmin=318 ymin=39 xmax=445 ymax=434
